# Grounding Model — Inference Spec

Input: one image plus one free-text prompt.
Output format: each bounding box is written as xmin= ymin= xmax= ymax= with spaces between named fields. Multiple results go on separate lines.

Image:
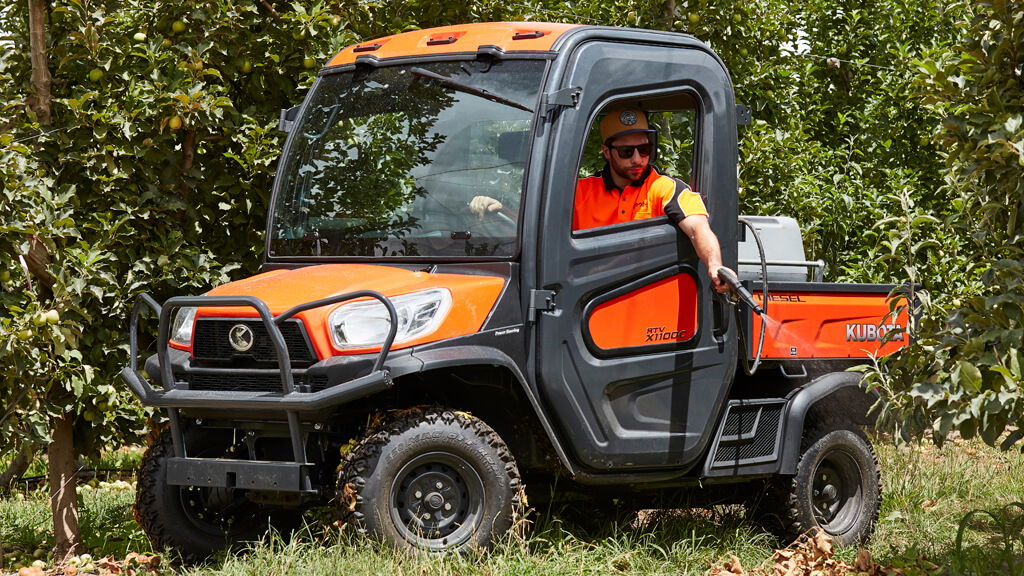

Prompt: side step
xmin=702 ymin=399 xmax=785 ymax=478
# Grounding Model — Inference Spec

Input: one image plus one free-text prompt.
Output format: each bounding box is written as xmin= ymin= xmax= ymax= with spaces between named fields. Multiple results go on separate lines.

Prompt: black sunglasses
xmin=608 ymin=143 xmax=652 ymax=159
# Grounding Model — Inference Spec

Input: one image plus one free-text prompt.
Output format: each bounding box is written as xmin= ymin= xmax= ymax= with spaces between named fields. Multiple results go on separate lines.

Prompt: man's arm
xmin=679 ymin=214 xmax=730 ymax=294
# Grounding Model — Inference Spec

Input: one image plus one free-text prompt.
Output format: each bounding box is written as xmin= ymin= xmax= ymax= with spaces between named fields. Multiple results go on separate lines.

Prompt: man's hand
xmin=708 ymin=264 xmax=733 ymax=291
xmin=709 ymin=265 xmax=736 ymax=295
xmin=469 ymin=195 xmax=502 ymax=219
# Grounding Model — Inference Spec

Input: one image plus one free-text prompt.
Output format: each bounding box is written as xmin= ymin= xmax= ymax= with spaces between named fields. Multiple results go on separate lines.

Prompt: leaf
xmin=956 ymin=361 xmax=983 ymax=392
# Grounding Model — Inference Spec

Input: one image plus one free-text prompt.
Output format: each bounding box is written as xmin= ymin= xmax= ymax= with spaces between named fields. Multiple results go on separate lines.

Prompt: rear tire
xmin=134 ymin=429 xmax=301 ymax=563
xmin=338 ymin=407 xmax=521 ymax=551
xmin=750 ymin=426 xmax=880 ymax=547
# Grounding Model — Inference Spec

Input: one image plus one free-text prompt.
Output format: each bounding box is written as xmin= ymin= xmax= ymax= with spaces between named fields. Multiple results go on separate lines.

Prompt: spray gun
xmin=717 ymin=268 xmax=765 ymax=316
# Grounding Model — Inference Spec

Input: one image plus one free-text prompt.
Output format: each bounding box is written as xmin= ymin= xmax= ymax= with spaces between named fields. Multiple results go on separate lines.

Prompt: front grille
xmin=183 ymin=373 xmax=329 ymax=393
xmin=193 ymin=319 xmax=316 ymax=365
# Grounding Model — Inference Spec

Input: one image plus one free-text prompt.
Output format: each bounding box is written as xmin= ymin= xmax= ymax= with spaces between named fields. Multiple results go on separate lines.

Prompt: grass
xmin=1 ymin=436 xmax=1022 ymax=575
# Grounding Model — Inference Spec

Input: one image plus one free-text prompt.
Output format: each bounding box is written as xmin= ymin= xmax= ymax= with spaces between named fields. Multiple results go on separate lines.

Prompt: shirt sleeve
xmin=660 ymin=177 xmax=708 ymax=226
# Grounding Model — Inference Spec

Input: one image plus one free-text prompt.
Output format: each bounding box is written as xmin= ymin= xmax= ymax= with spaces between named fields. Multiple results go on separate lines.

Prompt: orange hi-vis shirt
xmin=573 ymin=166 xmax=709 ymax=231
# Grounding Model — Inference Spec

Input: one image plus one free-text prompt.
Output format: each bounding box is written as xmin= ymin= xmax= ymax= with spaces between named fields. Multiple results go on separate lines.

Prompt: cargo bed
xmin=742 ymin=282 xmax=908 ymax=361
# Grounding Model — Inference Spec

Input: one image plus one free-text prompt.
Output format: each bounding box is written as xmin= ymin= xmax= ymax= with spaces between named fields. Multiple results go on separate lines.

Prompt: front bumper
xmin=120 ymin=291 xmax=401 ymax=492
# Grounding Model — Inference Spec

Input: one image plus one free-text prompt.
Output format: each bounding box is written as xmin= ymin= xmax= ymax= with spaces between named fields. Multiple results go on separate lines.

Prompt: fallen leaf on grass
xmin=708 ymin=530 xmax=886 ymax=576
xmin=611 ymin=551 xmax=634 ymax=572
xmin=708 ymin=554 xmax=745 ymax=576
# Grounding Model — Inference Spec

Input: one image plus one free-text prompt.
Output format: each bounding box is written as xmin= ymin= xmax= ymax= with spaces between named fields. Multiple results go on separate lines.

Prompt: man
xmin=470 ymin=106 xmax=732 ymax=294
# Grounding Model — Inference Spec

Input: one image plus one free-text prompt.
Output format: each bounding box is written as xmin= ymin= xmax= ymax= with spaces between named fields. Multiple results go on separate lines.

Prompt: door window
xmin=574 ymin=94 xmax=700 ymax=232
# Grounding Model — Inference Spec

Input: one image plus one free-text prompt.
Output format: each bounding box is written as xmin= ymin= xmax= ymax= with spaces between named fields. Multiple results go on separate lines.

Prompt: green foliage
xmin=0 ymin=0 xmax=356 ymax=456
xmin=866 ymin=0 xmax=1024 ymax=450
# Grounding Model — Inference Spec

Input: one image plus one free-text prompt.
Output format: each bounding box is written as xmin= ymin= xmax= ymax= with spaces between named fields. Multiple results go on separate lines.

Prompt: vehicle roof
xmin=326 ymin=22 xmax=581 ymax=67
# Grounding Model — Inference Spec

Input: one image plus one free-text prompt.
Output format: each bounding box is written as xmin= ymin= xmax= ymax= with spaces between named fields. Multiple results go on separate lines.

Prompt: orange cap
xmin=600 ymin=107 xmax=654 ymax=143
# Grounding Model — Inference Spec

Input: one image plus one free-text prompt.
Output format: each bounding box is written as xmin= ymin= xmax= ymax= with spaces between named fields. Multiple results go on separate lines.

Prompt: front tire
xmin=338 ymin=407 xmax=521 ymax=551
xmin=134 ymin=429 xmax=301 ymax=563
xmin=752 ymin=426 xmax=880 ymax=547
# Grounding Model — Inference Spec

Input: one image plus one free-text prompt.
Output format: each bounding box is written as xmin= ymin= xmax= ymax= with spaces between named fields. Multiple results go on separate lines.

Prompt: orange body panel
xmin=588 ymin=274 xmax=698 ymax=350
xmin=750 ymin=291 xmax=909 ymax=360
xmin=183 ymin=264 xmax=505 ymax=359
xmin=327 ymin=22 xmax=579 ymax=67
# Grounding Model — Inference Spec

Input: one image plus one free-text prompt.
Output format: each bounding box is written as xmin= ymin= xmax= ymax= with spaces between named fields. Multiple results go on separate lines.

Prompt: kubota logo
xmin=229 ymin=324 xmax=255 ymax=352
xmin=845 ymin=323 xmax=904 ymax=342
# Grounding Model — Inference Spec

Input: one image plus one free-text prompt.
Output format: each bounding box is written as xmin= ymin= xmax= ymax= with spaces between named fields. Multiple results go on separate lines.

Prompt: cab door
xmin=534 ymin=39 xmax=739 ymax=472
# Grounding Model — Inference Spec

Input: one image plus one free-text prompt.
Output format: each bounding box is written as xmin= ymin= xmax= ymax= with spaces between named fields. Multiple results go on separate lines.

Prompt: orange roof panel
xmin=327 ymin=22 xmax=580 ymax=67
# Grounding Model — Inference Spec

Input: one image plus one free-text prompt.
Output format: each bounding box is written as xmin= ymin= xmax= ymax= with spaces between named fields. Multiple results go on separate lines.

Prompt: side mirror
xmin=278 ymin=106 xmax=300 ymax=133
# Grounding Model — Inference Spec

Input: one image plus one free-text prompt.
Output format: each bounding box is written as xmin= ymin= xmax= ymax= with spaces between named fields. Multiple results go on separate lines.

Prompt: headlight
xmin=169 ymin=307 xmax=197 ymax=347
xmin=329 ymin=289 xmax=452 ymax=349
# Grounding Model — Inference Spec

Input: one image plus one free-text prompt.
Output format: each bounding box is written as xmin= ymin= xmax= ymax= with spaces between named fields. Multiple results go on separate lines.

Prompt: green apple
xmin=45 ymin=309 xmax=60 ymax=324
xmin=168 ymin=116 xmax=183 ymax=130
xmin=0 ymin=269 xmax=11 ymax=282
xmin=133 ymin=32 xmax=147 ymax=42
xmin=17 ymin=329 xmax=32 ymax=341
xmin=171 ymin=20 xmax=187 ymax=34
xmin=88 ymin=68 xmax=104 ymax=82
xmin=303 ymin=57 xmax=316 ymax=69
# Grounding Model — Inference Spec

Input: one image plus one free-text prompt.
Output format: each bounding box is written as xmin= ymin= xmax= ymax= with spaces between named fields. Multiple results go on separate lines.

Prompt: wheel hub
xmin=810 ymin=451 xmax=864 ymax=534
xmin=425 ymin=492 xmax=445 ymax=510
xmin=390 ymin=451 xmax=485 ymax=550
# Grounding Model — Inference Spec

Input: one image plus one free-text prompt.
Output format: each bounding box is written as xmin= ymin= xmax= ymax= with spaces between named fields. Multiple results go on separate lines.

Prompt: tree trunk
xmin=662 ymin=0 xmax=676 ymax=28
xmin=27 ymin=0 xmax=52 ymax=126
xmin=26 ymin=0 xmax=56 ymax=295
xmin=0 ymin=439 xmax=35 ymax=490
xmin=48 ymin=413 xmax=82 ymax=561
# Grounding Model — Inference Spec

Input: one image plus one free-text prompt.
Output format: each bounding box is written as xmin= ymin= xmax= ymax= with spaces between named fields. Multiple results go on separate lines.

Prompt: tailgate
xmin=745 ymin=282 xmax=910 ymax=360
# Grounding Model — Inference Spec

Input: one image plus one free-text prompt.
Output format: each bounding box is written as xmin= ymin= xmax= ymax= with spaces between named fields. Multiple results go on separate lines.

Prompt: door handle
xmin=712 ymin=293 xmax=730 ymax=344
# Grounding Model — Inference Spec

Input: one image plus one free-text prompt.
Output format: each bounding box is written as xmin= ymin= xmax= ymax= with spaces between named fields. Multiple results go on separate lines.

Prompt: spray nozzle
xmin=717 ymin=268 xmax=765 ymax=316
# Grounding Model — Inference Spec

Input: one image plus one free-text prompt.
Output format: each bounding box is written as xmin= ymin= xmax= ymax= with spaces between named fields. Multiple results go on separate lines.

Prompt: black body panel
xmin=530 ymin=30 xmax=739 ymax=474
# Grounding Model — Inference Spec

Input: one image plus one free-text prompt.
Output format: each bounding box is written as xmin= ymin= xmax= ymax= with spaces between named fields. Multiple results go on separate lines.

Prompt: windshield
xmin=268 ymin=59 xmax=546 ymax=258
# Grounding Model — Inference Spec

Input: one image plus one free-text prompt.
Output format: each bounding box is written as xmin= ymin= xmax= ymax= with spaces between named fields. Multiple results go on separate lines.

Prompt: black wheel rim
xmin=810 ymin=448 xmax=864 ymax=536
xmin=178 ymin=485 xmax=259 ymax=537
xmin=390 ymin=451 xmax=485 ymax=550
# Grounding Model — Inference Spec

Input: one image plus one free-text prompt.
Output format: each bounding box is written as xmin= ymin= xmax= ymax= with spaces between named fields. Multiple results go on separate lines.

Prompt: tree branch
xmin=180 ymin=128 xmax=195 ymax=201
xmin=0 ymin=440 xmax=36 ymax=491
xmin=27 ymin=0 xmax=53 ymax=126
xmin=259 ymin=0 xmax=281 ymax=20
xmin=25 ymin=235 xmax=55 ymax=294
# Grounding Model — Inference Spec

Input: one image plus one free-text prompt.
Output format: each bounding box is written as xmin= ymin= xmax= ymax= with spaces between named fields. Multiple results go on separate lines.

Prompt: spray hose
xmin=721 ymin=218 xmax=769 ymax=376
xmin=717 ymin=268 xmax=764 ymax=315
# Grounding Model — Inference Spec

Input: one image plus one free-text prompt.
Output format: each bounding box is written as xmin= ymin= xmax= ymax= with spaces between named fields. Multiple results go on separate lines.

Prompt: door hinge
xmin=528 ymin=289 xmax=557 ymax=322
xmin=541 ymin=86 xmax=581 ymax=121
xmin=736 ymin=104 xmax=752 ymax=126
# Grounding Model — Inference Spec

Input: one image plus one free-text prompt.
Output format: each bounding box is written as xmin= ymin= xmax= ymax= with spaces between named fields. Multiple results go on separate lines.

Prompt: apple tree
xmin=0 ymin=0 xmax=355 ymax=558
xmin=866 ymin=0 xmax=1024 ymax=450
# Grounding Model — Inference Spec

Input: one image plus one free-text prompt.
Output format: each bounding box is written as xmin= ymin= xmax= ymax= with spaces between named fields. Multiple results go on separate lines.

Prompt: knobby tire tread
xmin=756 ymin=425 xmax=881 ymax=547
xmin=337 ymin=407 xmax=522 ymax=547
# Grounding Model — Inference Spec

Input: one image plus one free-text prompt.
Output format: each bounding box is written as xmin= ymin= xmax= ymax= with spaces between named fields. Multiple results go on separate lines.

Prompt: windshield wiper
xmin=410 ymin=67 xmax=534 ymax=113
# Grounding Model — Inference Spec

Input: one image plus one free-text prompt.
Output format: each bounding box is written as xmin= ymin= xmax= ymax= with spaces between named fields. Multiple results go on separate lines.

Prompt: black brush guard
xmin=119 ymin=291 xmax=397 ymax=493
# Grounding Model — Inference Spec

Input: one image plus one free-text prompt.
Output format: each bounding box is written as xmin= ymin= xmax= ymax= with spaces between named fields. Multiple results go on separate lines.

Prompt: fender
xmin=409 ymin=345 xmax=581 ymax=477
xmin=778 ymin=371 xmax=878 ymax=474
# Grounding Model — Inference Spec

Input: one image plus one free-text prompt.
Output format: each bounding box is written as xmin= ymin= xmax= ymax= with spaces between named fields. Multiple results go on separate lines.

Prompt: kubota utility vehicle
xmin=122 ymin=22 xmax=910 ymax=559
